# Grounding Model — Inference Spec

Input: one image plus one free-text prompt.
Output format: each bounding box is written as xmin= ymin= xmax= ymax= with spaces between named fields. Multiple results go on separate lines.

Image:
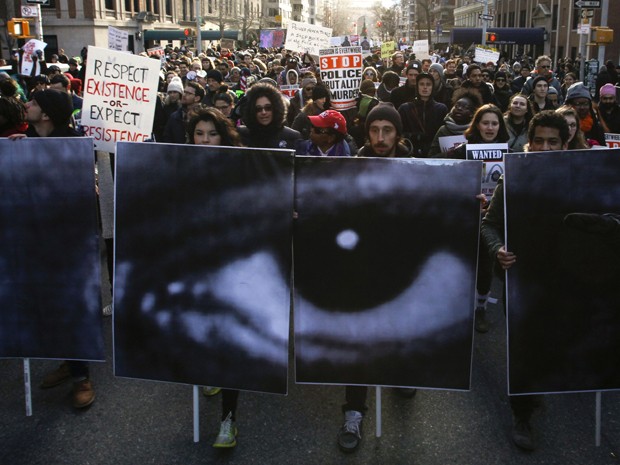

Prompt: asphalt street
xmin=1 ymin=264 xmax=619 ymax=464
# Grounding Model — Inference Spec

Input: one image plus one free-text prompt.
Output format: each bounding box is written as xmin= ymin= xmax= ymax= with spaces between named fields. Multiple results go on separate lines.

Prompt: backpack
xmin=357 ymin=93 xmax=380 ymax=119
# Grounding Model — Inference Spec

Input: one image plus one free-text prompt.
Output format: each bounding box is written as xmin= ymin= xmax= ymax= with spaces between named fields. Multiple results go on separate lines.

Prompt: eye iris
xmin=336 ymin=229 xmax=358 ymax=250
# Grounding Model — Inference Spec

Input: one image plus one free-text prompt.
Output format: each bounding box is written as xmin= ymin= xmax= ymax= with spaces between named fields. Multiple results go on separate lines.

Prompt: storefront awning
xmin=450 ymin=27 xmax=545 ymax=46
xmin=143 ymin=29 xmax=240 ymax=41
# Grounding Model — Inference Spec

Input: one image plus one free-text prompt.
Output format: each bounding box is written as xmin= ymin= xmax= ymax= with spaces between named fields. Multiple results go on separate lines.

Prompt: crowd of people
xmin=1 ymin=42 xmax=619 ymax=454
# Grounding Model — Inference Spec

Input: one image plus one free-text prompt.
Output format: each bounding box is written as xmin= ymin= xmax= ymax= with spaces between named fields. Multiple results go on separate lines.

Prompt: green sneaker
xmin=203 ymin=386 xmax=221 ymax=397
xmin=213 ymin=412 xmax=237 ymax=448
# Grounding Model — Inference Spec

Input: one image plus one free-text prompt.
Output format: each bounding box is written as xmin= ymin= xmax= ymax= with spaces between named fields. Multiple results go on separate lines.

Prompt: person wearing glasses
xmin=286 ymin=75 xmax=317 ymax=127
xmin=520 ymin=55 xmax=562 ymax=97
xmin=212 ymin=85 xmax=238 ymax=125
xmin=564 ymin=82 xmax=606 ymax=146
xmin=295 ymin=109 xmax=351 ymax=157
xmin=238 ymin=82 xmax=301 ymax=149
xmin=162 ymin=81 xmax=205 ymax=143
xmin=555 ymin=105 xmax=589 ymax=150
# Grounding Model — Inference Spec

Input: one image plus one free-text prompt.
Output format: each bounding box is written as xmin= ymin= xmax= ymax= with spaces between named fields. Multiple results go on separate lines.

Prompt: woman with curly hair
xmin=238 ymin=82 xmax=301 ymax=149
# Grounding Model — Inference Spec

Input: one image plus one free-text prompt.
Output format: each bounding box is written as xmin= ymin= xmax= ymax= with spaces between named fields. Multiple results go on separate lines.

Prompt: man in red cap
xmin=296 ymin=110 xmax=351 ymax=156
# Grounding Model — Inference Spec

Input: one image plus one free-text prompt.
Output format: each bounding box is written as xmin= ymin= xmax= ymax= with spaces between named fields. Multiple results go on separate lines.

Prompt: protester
xmin=202 ymin=69 xmax=224 ymax=107
xmin=429 ymin=62 xmax=453 ymax=108
xmin=162 ymin=81 xmax=204 ymax=143
xmin=504 ymin=93 xmax=534 ymax=153
xmin=286 ymin=75 xmax=317 ymax=126
xmin=296 ymin=109 xmax=351 ymax=156
xmin=0 ymin=94 xmax=27 ymax=137
xmin=528 ymin=76 xmax=556 ymax=113
xmin=481 ymin=110 xmax=570 ymax=451
xmin=292 ymin=84 xmax=331 ymax=140
xmin=460 ymin=64 xmax=498 ymax=105
xmin=564 ymin=82 xmax=605 ymax=146
xmin=596 ymin=83 xmax=620 ymax=134
xmin=376 ymin=71 xmax=400 ymax=102
xmin=390 ymin=61 xmax=420 ymax=110
xmin=186 ymin=107 xmax=243 ymax=448
xmin=212 ymin=85 xmax=238 ymax=124
xmin=520 ymin=55 xmax=562 ymax=96
xmin=238 ymin=82 xmax=301 ymax=149
xmin=555 ymin=105 xmax=589 ymax=150
xmin=493 ymin=71 xmax=512 ymax=112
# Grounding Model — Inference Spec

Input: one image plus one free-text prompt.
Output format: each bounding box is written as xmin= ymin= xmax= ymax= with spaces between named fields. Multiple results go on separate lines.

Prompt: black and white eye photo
xmin=294 ymin=157 xmax=482 ymax=390
xmin=113 ymin=142 xmax=294 ymax=394
xmin=0 ymin=138 xmax=104 ymax=361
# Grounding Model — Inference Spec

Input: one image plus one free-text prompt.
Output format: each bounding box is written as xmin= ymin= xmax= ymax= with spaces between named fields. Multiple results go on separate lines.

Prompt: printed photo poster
xmin=81 ymin=46 xmax=161 ymax=153
xmin=438 ymin=134 xmax=467 ymax=155
xmin=113 ymin=142 xmax=294 ymax=394
xmin=280 ymin=84 xmax=299 ymax=99
xmin=319 ymin=47 xmax=363 ymax=111
xmin=284 ymin=20 xmax=332 ymax=56
xmin=605 ymin=133 xmax=620 ymax=148
xmin=260 ymin=29 xmax=286 ymax=49
xmin=294 ymin=157 xmax=482 ymax=389
xmin=466 ymin=143 xmax=508 ymax=197
xmin=0 ymin=138 xmax=104 ymax=361
xmin=505 ymin=150 xmax=620 ymax=394
xmin=20 ymin=39 xmax=47 ymax=76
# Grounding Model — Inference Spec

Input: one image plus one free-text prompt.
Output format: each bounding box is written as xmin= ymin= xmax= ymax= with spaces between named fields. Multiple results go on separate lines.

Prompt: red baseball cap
xmin=308 ymin=110 xmax=347 ymax=135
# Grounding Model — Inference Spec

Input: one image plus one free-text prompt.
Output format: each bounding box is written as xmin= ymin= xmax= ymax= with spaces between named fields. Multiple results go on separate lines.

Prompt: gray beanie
xmin=365 ymin=102 xmax=403 ymax=136
xmin=429 ymin=63 xmax=445 ymax=83
xmin=167 ymin=77 xmax=183 ymax=94
xmin=565 ymin=82 xmax=591 ymax=102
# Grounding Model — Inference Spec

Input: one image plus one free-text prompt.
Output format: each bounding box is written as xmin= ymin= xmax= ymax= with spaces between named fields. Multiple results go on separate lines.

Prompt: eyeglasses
xmin=572 ymin=101 xmax=590 ymax=108
xmin=255 ymin=104 xmax=273 ymax=113
xmin=495 ymin=78 xmax=505 ymax=82
xmin=538 ymin=65 xmax=551 ymax=69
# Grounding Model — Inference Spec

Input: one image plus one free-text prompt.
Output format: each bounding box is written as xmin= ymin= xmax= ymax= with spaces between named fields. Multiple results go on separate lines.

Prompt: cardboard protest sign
xmin=280 ymin=84 xmax=299 ymax=99
xmin=605 ymin=133 xmax=620 ymax=148
xmin=295 ymin=157 xmax=482 ymax=389
xmin=474 ymin=47 xmax=500 ymax=65
xmin=20 ymin=39 xmax=46 ymax=76
xmin=319 ymin=47 xmax=363 ymax=111
xmin=0 ymin=138 xmax=104 ymax=361
xmin=381 ymin=41 xmax=395 ymax=59
xmin=284 ymin=20 xmax=332 ymax=56
xmin=466 ymin=143 xmax=508 ymax=196
xmin=412 ymin=40 xmax=430 ymax=60
xmin=81 ymin=46 xmax=161 ymax=153
xmin=505 ymin=150 xmax=620 ymax=394
xmin=114 ymin=142 xmax=294 ymax=394
xmin=108 ymin=26 xmax=129 ymax=51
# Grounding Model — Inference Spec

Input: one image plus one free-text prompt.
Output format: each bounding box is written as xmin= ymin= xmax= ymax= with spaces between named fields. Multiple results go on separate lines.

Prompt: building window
xmin=552 ymin=4 xmax=558 ymax=31
xmin=105 ymin=0 xmax=114 ymax=10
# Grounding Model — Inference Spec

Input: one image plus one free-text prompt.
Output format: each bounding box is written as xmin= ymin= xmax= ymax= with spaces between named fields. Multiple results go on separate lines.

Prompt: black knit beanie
xmin=365 ymin=102 xmax=403 ymax=136
xmin=32 ymin=89 xmax=74 ymax=128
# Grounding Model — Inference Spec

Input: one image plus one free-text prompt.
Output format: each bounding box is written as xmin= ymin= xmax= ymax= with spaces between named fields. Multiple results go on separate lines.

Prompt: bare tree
xmin=416 ymin=0 xmax=432 ymax=45
xmin=370 ymin=2 xmax=398 ymax=42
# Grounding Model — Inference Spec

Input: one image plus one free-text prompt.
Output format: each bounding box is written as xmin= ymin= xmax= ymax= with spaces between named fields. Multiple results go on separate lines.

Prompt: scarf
xmin=580 ymin=113 xmax=594 ymax=133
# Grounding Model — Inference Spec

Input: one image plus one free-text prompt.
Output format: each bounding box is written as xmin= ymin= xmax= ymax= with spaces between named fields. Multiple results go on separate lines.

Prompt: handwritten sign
xmin=474 ymin=47 xmax=500 ymax=65
xmin=284 ymin=20 xmax=332 ymax=56
xmin=412 ymin=40 xmax=430 ymax=60
xmin=466 ymin=143 xmax=508 ymax=196
xmin=108 ymin=26 xmax=129 ymax=52
xmin=381 ymin=41 xmax=395 ymax=59
xmin=319 ymin=47 xmax=363 ymax=111
xmin=605 ymin=133 xmax=620 ymax=148
xmin=21 ymin=39 xmax=47 ymax=76
xmin=81 ymin=46 xmax=161 ymax=153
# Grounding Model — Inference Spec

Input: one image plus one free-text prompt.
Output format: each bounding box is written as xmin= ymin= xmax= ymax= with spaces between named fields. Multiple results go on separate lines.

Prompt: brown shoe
xmin=72 ymin=379 xmax=95 ymax=408
xmin=40 ymin=362 xmax=71 ymax=389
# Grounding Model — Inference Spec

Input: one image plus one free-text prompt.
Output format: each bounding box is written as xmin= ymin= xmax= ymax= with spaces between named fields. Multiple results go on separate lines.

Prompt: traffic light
xmin=485 ymin=32 xmax=498 ymax=43
xmin=592 ymin=27 xmax=613 ymax=44
xmin=183 ymin=28 xmax=196 ymax=38
xmin=7 ymin=19 xmax=31 ymax=39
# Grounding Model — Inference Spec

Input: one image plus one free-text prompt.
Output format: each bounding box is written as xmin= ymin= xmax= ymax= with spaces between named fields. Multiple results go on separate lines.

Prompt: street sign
xmin=479 ymin=14 xmax=494 ymax=21
xmin=21 ymin=5 xmax=39 ymax=17
xmin=574 ymin=0 xmax=601 ymax=8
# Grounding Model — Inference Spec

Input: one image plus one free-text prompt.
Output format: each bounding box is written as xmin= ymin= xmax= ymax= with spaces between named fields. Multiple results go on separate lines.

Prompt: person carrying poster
xmin=480 ymin=110 xmax=570 ymax=451
xmin=185 ymin=107 xmax=244 ymax=448
xmin=8 ymin=88 xmax=97 ymax=409
xmin=397 ymin=73 xmax=447 ymax=157
xmin=337 ymin=102 xmax=413 ymax=453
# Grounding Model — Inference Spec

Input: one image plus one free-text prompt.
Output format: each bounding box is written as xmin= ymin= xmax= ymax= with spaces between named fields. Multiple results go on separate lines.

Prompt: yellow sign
xmin=381 ymin=41 xmax=395 ymax=59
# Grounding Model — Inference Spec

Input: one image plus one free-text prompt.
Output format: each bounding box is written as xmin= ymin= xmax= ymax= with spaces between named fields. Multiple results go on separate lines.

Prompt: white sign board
xmin=466 ymin=143 xmax=508 ymax=196
xmin=412 ymin=40 xmax=430 ymax=60
xmin=284 ymin=20 xmax=332 ymax=56
xmin=21 ymin=5 xmax=40 ymax=17
xmin=21 ymin=39 xmax=47 ymax=76
xmin=474 ymin=47 xmax=500 ymax=65
xmin=108 ymin=26 xmax=129 ymax=52
xmin=319 ymin=47 xmax=363 ymax=111
xmin=81 ymin=46 xmax=161 ymax=153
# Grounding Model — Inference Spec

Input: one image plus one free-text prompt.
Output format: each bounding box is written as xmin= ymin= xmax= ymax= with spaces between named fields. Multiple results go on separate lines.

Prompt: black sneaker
xmin=337 ymin=410 xmax=363 ymax=453
xmin=475 ymin=307 xmax=489 ymax=333
xmin=512 ymin=416 xmax=536 ymax=451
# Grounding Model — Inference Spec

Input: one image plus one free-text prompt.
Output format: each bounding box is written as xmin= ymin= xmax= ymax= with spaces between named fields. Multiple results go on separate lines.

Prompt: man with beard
xmin=162 ymin=81 xmax=204 ymax=143
xmin=428 ymin=88 xmax=483 ymax=157
xmin=597 ymin=83 xmax=620 ymax=134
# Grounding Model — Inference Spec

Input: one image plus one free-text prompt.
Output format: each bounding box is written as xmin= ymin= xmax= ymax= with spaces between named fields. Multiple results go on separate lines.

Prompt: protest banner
xmin=412 ymin=40 xmax=430 ymax=60
xmin=108 ymin=26 xmax=129 ymax=51
xmin=81 ymin=46 xmax=161 ymax=153
xmin=280 ymin=84 xmax=299 ymax=99
xmin=319 ymin=46 xmax=363 ymax=111
xmin=505 ymin=150 xmax=620 ymax=394
xmin=0 ymin=138 xmax=104 ymax=361
xmin=381 ymin=41 xmax=395 ymax=59
xmin=220 ymin=38 xmax=235 ymax=51
xmin=605 ymin=133 xmax=620 ymax=148
xmin=474 ymin=47 xmax=500 ymax=65
xmin=284 ymin=20 xmax=332 ymax=56
xmin=466 ymin=143 xmax=508 ymax=196
xmin=114 ymin=142 xmax=293 ymax=394
xmin=20 ymin=39 xmax=46 ymax=76
xmin=260 ymin=29 xmax=285 ymax=49
xmin=295 ymin=157 xmax=482 ymax=389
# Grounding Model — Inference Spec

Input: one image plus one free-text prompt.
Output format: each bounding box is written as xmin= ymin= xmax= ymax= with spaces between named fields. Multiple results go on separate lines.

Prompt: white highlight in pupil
xmin=336 ymin=229 xmax=359 ymax=250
